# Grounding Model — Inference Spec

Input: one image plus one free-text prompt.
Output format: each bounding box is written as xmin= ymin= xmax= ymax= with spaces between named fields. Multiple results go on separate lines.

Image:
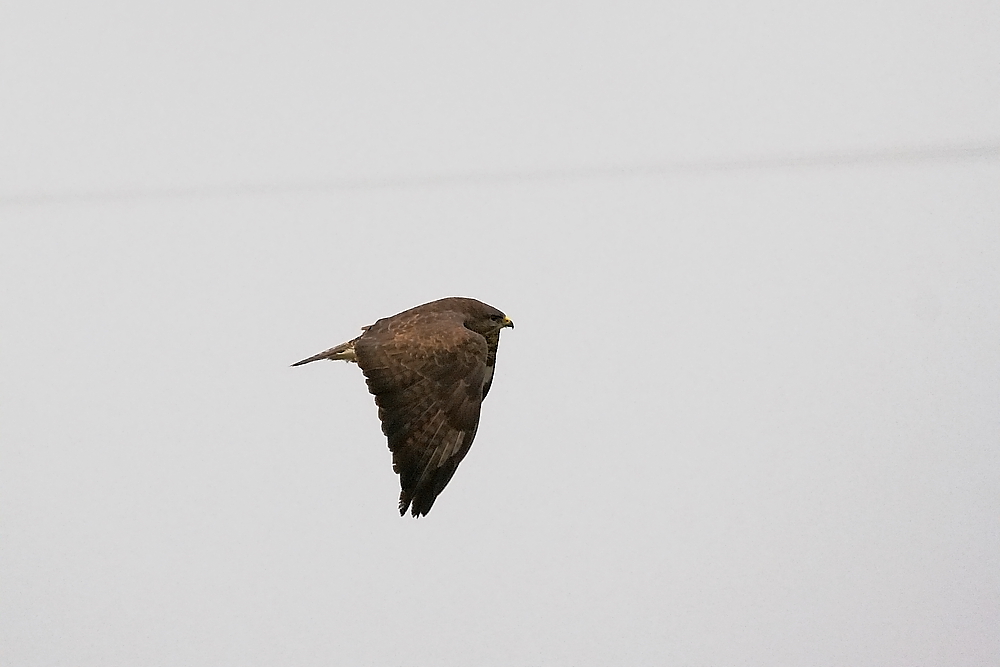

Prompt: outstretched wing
xmin=354 ymin=311 xmax=489 ymax=516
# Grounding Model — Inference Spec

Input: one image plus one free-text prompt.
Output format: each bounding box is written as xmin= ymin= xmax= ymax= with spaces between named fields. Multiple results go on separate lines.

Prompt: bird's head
xmin=459 ymin=299 xmax=514 ymax=337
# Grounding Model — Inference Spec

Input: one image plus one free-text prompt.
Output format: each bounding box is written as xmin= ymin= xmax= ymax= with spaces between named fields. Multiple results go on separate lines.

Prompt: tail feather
xmin=291 ymin=337 xmax=360 ymax=366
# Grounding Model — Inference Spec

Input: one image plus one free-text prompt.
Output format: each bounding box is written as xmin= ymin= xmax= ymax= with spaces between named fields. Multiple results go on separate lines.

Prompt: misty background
xmin=2 ymin=2 xmax=998 ymax=666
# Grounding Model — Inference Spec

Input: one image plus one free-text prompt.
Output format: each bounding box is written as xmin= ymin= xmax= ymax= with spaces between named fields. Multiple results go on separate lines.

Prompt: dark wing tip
xmin=398 ymin=491 xmax=432 ymax=518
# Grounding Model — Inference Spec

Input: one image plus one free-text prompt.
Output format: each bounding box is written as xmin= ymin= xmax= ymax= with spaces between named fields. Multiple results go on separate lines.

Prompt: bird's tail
xmin=291 ymin=337 xmax=360 ymax=366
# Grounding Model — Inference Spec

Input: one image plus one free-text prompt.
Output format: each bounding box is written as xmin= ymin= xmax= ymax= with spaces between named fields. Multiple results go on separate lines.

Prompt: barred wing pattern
xmin=355 ymin=310 xmax=490 ymax=516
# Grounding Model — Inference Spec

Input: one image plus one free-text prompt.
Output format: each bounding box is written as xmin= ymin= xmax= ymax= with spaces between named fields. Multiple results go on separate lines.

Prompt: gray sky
xmin=2 ymin=2 xmax=999 ymax=666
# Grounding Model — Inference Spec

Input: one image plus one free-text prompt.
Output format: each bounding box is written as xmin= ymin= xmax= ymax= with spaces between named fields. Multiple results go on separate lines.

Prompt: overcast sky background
xmin=2 ymin=2 xmax=999 ymax=666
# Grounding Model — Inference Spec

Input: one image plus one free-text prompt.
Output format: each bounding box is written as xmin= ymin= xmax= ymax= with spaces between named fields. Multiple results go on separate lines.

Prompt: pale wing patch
xmin=435 ymin=429 xmax=466 ymax=467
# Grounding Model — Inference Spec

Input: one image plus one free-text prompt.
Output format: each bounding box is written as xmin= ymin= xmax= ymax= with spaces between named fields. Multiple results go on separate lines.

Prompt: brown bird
xmin=293 ymin=297 xmax=514 ymax=517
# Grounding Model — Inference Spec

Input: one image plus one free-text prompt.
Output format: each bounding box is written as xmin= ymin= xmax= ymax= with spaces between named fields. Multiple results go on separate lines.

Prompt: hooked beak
xmin=501 ymin=316 xmax=514 ymax=329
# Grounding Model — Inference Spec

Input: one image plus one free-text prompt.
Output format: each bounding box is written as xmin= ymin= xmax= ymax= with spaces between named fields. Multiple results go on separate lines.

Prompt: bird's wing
xmin=354 ymin=311 xmax=488 ymax=516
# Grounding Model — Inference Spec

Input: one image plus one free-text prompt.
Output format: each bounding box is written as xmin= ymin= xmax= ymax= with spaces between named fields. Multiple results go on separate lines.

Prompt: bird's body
xmin=293 ymin=297 xmax=513 ymax=516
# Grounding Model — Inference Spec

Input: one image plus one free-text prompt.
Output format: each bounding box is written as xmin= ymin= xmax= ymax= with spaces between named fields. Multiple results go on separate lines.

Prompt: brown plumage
xmin=293 ymin=297 xmax=514 ymax=517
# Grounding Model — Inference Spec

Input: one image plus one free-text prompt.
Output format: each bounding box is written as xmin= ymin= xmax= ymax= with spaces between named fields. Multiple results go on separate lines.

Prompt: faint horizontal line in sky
xmin=3 ymin=140 xmax=999 ymax=207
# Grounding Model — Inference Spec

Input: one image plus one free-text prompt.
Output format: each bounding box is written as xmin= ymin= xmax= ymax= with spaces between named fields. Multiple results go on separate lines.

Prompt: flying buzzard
xmin=293 ymin=297 xmax=514 ymax=517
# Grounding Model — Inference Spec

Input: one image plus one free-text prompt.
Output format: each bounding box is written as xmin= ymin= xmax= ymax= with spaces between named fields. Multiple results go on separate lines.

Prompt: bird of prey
xmin=293 ymin=297 xmax=514 ymax=517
